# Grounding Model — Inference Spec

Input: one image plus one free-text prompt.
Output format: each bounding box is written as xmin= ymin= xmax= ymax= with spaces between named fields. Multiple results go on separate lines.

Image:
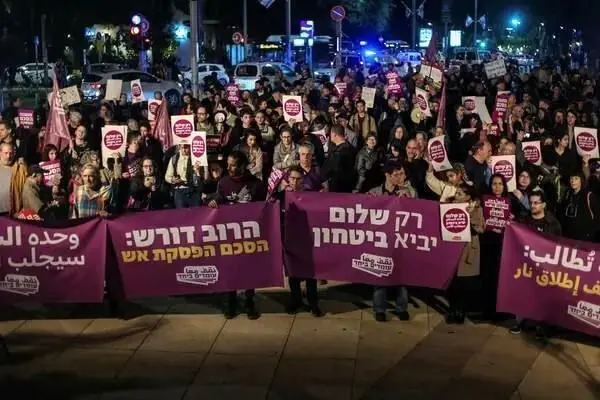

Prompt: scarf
xmin=10 ymin=160 xmax=28 ymax=216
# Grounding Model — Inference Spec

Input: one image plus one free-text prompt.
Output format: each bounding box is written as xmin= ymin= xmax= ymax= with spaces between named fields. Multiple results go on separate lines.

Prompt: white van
xmin=396 ymin=50 xmax=423 ymax=67
xmin=233 ymin=62 xmax=298 ymax=91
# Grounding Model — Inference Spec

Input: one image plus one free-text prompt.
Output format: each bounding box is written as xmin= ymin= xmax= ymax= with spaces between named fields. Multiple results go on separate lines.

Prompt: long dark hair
xmin=488 ymin=173 xmax=509 ymax=197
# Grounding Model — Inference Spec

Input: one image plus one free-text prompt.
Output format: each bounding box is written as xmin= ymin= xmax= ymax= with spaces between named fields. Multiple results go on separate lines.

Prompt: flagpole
xmin=412 ymin=0 xmax=417 ymax=49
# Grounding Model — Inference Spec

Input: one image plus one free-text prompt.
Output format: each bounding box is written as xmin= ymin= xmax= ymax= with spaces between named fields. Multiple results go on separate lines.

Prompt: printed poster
xmin=427 ymin=136 xmax=452 ymax=171
xmin=490 ymin=155 xmax=517 ymax=192
xmin=130 ymin=79 xmax=145 ymax=104
xmin=170 ymin=115 xmax=195 ymax=146
xmin=282 ymin=95 xmax=303 ymax=122
xmin=190 ymin=131 xmax=208 ymax=167
xmin=361 ymin=87 xmax=376 ymax=109
xmin=225 ymin=84 xmax=241 ymax=105
xmin=335 ymin=82 xmax=347 ymax=97
xmin=440 ymin=203 xmax=471 ymax=242
xmin=574 ymin=127 xmax=600 ymax=158
xmin=148 ymin=99 xmax=161 ymax=121
xmin=522 ymin=141 xmax=542 ymax=166
xmin=482 ymin=195 xmax=511 ymax=234
xmin=18 ymin=109 xmax=35 ymax=129
xmin=101 ymin=125 xmax=127 ymax=166
xmin=39 ymin=160 xmax=61 ymax=187
xmin=105 ymin=79 xmax=123 ymax=101
xmin=415 ymin=87 xmax=432 ymax=117
xmin=59 ymin=86 xmax=81 ymax=107
xmin=484 ymin=59 xmax=507 ymax=79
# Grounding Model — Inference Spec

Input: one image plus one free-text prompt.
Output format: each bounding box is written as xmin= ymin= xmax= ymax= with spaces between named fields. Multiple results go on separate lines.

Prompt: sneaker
xmin=509 ymin=323 xmax=522 ymax=335
xmin=286 ymin=303 xmax=301 ymax=315
xmin=245 ymin=301 xmax=260 ymax=320
xmin=396 ymin=311 xmax=410 ymax=321
xmin=535 ymin=326 xmax=546 ymax=341
xmin=375 ymin=312 xmax=387 ymax=322
xmin=224 ymin=305 xmax=237 ymax=320
xmin=310 ymin=306 xmax=324 ymax=318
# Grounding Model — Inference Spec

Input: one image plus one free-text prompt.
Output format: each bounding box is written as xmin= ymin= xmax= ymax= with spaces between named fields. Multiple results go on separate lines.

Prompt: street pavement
xmin=0 ymin=284 xmax=599 ymax=399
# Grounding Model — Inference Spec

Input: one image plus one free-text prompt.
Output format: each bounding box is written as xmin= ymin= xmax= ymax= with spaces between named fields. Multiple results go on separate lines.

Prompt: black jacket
xmin=323 ymin=141 xmax=356 ymax=193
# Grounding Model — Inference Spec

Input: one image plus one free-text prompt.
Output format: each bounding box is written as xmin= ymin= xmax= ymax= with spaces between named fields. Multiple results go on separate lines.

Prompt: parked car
xmin=15 ymin=63 xmax=55 ymax=86
xmin=233 ymin=62 xmax=299 ymax=91
xmin=82 ymin=69 xmax=183 ymax=106
xmin=180 ymin=63 xmax=229 ymax=89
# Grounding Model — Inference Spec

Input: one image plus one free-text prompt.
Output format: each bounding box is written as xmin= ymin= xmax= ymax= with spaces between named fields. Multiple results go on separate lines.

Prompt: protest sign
xmin=482 ymin=195 xmax=511 ymax=234
xmin=427 ymin=136 xmax=452 ymax=171
xmin=59 ymin=86 xmax=81 ymax=107
xmin=312 ymin=129 xmax=328 ymax=154
xmin=420 ymin=64 xmax=443 ymax=86
xmin=101 ymin=125 xmax=127 ymax=166
xmin=190 ymin=131 xmax=208 ymax=167
xmin=574 ymin=127 xmax=600 ymax=158
xmin=267 ymin=168 xmax=285 ymax=199
xmin=225 ymin=84 xmax=241 ymax=105
xmin=440 ymin=203 xmax=471 ymax=242
xmin=492 ymin=91 xmax=510 ymax=125
xmin=285 ymin=192 xmax=463 ymax=288
xmin=0 ymin=218 xmax=107 ymax=304
xmin=484 ymin=59 xmax=507 ymax=79
xmin=498 ymin=222 xmax=600 ymax=338
xmin=148 ymin=99 xmax=161 ymax=121
xmin=130 ymin=79 xmax=145 ymax=103
xmin=361 ymin=87 xmax=376 ymax=109
xmin=386 ymin=71 xmax=402 ymax=96
xmin=39 ymin=160 xmax=62 ymax=187
xmin=105 ymin=79 xmax=123 ymax=101
xmin=170 ymin=115 xmax=195 ymax=146
xmin=415 ymin=87 xmax=432 ymax=117
xmin=107 ymin=203 xmax=284 ymax=298
xmin=282 ymin=95 xmax=303 ymax=122
xmin=491 ymin=155 xmax=517 ymax=192
xmin=522 ymin=141 xmax=542 ymax=166
xmin=18 ymin=109 xmax=35 ymax=129
xmin=335 ymin=82 xmax=347 ymax=97
xmin=462 ymin=96 xmax=492 ymax=123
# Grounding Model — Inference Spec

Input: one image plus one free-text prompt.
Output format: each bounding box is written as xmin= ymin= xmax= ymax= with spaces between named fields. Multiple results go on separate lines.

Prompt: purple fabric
xmin=108 ymin=202 xmax=283 ymax=299
xmin=0 ymin=217 xmax=107 ymax=304
xmin=498 ymin=222 xmax=600 ymax=338
xmin=284 ymin=192 xmax=464 ymax=288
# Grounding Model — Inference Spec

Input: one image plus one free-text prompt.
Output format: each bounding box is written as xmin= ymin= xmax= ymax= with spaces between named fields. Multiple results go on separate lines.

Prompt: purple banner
xmin=498 ymin=223 xmax=600 ymax=338
xmin=0 ymin=217 xmax=107 ymax=304
xmin=284 ymin=192 xmax=464 ymax=288
xmin=107 ymin=202 xmax=284 ymax=299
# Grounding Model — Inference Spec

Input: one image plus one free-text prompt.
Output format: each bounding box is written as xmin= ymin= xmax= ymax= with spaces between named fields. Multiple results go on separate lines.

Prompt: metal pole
xmin=336 ymin=21 xmax=342 ymax=69
xmin=197 ymin=0 xmax=204 ymax=55
xmin=444 ymin=22 xmax=449 ymax=58
xmin=190 ymin=0 xmax=199 ymax=97
xmin=41 ymin=14 xmax=48 ymax=82
xmin=243 ymin=0 xmax=248 ymax=61
xmin=411 ymin=0 xmax=417 ymax=49
xmin=285 ymin=0 xmax=292 ymax=65
xmin=473 ymin=0 xmax=478 ymax=47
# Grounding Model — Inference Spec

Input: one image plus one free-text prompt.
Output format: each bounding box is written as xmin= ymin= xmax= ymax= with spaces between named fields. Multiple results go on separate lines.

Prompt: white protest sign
xmin=420 ymin=64 xmax=443 ymax=85
xmin=484 ymin=59 xmax=507 ymax=79
xmin=59 ymin=86 xmax=81 ymax=107
xmin=130 ymin=79 xmax=145 ymax=103
xmin=475 ymin=97 xmax=492 ymax=124
xmin=282 ymin=95 xmax=303 ymax=122
xmin=460 ymin=128 xmax=476 ymax=139
xmin=440 ymin=203 xmax=471 ymax=242
xmin=522 ymin=141 xmax=542 ymax=166
xmin=361 ymin=87 xmax=376 ymax=109
xmin=415 ymin=87 xmax=432 ymax=117
xmin=491 ymin=155 xmax=517 ymax=192
xmin=334 ymin=82 xmax=347 ymax=97
xmin=574 ymin=127 xmax=600 ymax=158
xmin=170 ymin=115 xmax=195 ymax=146
xmin=105 ymin=79 xmax=123 ymax=101
xmin=312 ymin=128 xmax=328 ymax=155
xmin=148 ymin=99 xmax=162 ymax=121
xmin=39 ymin=160 xmax=62 ymax=187
xmin=101 ymin=125 xmax=127 ymax=166
xmin=427 ymin=136 xmax=452 ymax=171
xmin=190 ymin=131 xmax=208 ymax=167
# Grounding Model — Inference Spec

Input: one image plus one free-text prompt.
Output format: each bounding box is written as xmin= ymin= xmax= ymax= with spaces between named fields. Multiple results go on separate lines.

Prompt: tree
xmin=342 ymin=0 xmax=395 ymax=33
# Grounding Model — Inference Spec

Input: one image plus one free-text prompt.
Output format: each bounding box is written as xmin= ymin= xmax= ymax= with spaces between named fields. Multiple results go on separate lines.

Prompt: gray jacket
xmin=273 ymin=142 xmax=299 ymax=170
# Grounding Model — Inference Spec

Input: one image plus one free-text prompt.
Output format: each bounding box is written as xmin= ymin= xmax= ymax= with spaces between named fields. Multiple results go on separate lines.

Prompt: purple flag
xmin=284 ymin=192 xmax=464 ymax=288
xmin=0 ymin=217 xmax=107 ymax=304
xmin=108 ymin=203 xmax=284 ymax=299
xmin=498 ymin=223 xmax=600 ymax=338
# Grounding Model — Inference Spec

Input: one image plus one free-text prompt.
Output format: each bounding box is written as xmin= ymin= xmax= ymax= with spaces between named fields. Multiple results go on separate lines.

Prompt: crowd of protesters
xmin=1 ymin=54 xmax=599 ymax=339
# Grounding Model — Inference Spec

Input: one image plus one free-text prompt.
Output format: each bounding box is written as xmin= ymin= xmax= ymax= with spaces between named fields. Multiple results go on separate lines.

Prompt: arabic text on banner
xmin=285 ymin=192 xmax=463 ymax=288
xmin=498 ymin=222 xmax=600 ymax=338
xmin=0 ymin=218 xmax=107 ymax=304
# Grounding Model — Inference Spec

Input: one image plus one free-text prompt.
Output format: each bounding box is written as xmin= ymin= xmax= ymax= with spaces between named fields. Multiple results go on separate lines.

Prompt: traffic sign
xmin=330 ymin=5 xmax=346 ymax=22
xmin=232 ymin=32 xmax=244 ymax=44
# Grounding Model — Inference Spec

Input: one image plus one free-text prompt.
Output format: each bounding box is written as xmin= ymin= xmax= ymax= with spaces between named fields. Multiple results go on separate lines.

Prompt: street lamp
xmin=510 ymin=18 xmax=521 ymax=27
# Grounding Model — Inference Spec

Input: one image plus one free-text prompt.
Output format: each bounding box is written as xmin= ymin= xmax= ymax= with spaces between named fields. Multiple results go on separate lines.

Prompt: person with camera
xmin=128 ymin=157 xmax=165 ymax=212
xmin=165 ymin=144 xmax=207 ymax=209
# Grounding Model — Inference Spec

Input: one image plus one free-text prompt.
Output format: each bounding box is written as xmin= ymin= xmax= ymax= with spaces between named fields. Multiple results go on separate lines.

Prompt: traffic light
xmin=130 ymin=14 xmax=144 ymax=38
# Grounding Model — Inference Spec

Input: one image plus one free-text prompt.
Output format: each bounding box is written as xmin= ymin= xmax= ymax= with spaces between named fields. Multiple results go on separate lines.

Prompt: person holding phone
xmin=128 ymin=157 xmax=165 ymax=211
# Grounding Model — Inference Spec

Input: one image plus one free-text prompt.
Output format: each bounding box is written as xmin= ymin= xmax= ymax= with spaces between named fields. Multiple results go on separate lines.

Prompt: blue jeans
xmin=373 ymin=286 xmax=408 ymax=313
xmin=173 ymin=188 xmax=201 ymax=209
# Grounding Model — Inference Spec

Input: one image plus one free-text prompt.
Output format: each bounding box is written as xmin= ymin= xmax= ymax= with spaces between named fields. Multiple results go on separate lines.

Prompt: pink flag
xmin=44 ymin=72 xmax=71 ymax=152
xmin=424 ymin=31 xmax=437 ymax=64
xmin=436 ymin=79 xmax=447 ymax=129
xmin=151 ymin=98 xmax=173 ymax=151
